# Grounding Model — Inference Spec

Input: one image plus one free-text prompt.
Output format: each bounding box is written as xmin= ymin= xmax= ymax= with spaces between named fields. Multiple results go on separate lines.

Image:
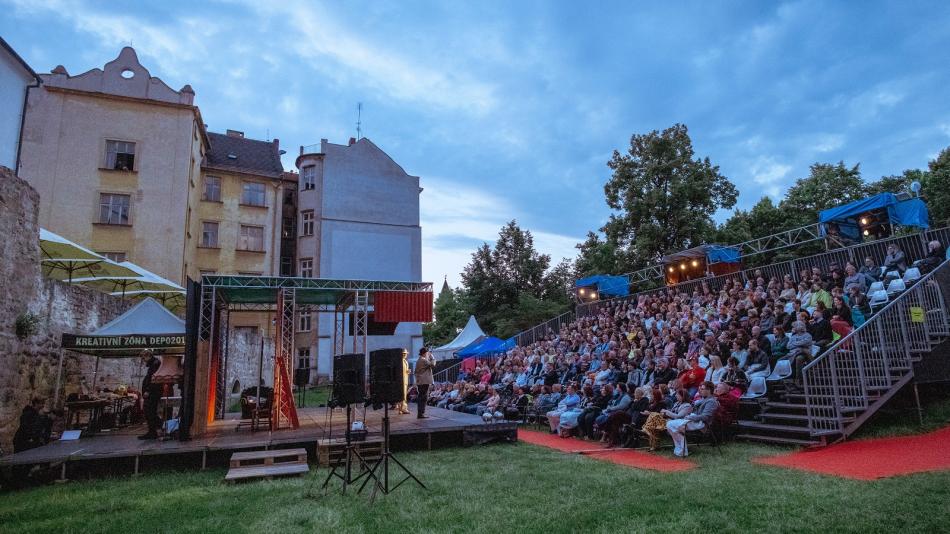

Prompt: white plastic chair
xmin=810 ymin=345 xmax=820 ymax=357
xmin=767 ymin=359 xmax=792 ymax=381
xmin=885 ymin=270 xmax=900 ymax=280
xmin=868 ymin=281 xmax=885 ymax=293
xmin=765 ymin=333 xmax=776 ymax=344
xmin=886 ymin=278 xmax=906 ymax=295
xmin=903 ymin=267 xmax=921 ymax=283
xmin=868 ymin=290 xmax=888 ymax=309
xmin=742 ymin=376 xmax=767 ymax=399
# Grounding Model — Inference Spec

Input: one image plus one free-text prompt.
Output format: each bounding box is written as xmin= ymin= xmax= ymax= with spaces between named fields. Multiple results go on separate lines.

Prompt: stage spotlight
xmin=668 ymin=267 xmax=674 ymax=273
xmin=691 ymin=260 xmax=699 ymax=268
xmin=579 ymin=288 xmax=585 ymax=295
xmin=860 ymin=217 xmax=868 ymax=226
xmin=680 ymin=263 xmax=686 ymax=270
xmin=863 ymin=229 xmax=870 ymax=236
xmin=590 ymin=291 xmax=598 ymax=299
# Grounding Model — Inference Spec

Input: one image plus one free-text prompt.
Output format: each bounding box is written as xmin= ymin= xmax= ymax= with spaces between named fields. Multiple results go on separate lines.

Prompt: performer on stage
xmin=414 ymin=347 xmax=435 ymax=419
xmin=139 ymin=349 xmax=162 ymax=440
xmin=398 ymin=350 xmax=411 ymax=414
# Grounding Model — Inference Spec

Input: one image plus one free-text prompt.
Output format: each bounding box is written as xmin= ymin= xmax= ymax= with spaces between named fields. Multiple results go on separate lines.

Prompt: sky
xmin=4 ymin=0 xmax=950 ymax=288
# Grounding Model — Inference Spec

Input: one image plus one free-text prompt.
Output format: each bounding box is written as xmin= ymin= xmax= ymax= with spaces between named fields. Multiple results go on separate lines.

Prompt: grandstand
xmin=434 ymin=226 xmax=950 ymax=447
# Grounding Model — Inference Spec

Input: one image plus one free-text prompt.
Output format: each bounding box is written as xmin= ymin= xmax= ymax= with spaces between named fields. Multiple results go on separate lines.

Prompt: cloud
xmin=813 ymin=133 xmax=845 ymax=153
xmin=748 ymin=156 xmax=792 ymax=199
xmin=420 ymin=178 xmax=580 ymax=287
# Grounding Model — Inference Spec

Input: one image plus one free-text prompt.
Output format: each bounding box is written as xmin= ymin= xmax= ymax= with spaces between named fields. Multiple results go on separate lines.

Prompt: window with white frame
xmin=300 ymin=210 xmax=314 ymax=236
xmin=301 ymin=165 xmax=316 ymax=191
xmin=298 ymin=313 xmax=312 ymax=332
xmin=237 ymin=225 xmax=264 ymax=252
xmin=98 ymin=193 xmax=131 ymax=225
xmin=105 ymin=140 xmax=136 ymax=170
xmin=241 ymin=182 xmax=266 ymax=206
xmin=201 ymin=221 xmax=219 ymax=247
xmin=297 ymin=347 xmax=311 ymax=370
xmin=299 ymin=258 xmax=313 ymax=278
xmin=203 ymin=176 xmax=221 ymax=201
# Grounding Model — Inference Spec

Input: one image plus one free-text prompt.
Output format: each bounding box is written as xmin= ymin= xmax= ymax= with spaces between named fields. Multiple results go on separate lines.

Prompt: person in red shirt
xmin=678 ymin=357 xmax=706 ymax=398
xmin=713 ymin=382 xmax=739 ymax=428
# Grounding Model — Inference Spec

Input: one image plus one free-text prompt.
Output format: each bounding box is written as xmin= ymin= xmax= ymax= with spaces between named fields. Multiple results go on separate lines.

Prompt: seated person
xmin=883 ymin=244 xmax=907 ymax=273
xmin=546 ymin=384 xmax=581 ymax=433
xmin=809 ymin=309 xmax=833 ymax=348
xmin=721 ymin=356 xmax=748 ymax=396
xmin=642 ymin=387 xmax=692 ymax=451
xmin=13 ymin=397 xmax=52 ymax=453
xmin=557 ymin=385 xmax=594 ymax=436
xmin=666 ymin=381 xmax=719 ymax=457
xmin=503 ymin=386 xmax=532 ymax=420
xmin=577 ymin=384 xmax=612 ymax=439
xmin=743 ymin=339 xmax=770 ymax=379
xmin=771 ymin=325 xmax=789 ymax=361
xmin=712 ymin=382 xmax=739 ymax=429
xmin=917 ymin=240 xmax=946 ymax=274
xmin=594 ymin=383 xmax=631 ymax=440
xmin=783 ymin=321 xmax=815 ymax=386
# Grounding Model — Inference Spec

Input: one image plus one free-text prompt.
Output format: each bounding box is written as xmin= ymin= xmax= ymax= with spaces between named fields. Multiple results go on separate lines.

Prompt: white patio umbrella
xmin=72 ymin=261 xmax=183 ymax=296
xmin=113 ymin=289 xmax=186 ymax=312
xmin=39 ymin=228 xmax=138 ymax=282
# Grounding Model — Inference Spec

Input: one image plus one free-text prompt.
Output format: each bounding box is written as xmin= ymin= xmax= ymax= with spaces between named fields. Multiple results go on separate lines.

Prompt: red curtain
xmin=374 ymin=291 xmax=433 ymax=323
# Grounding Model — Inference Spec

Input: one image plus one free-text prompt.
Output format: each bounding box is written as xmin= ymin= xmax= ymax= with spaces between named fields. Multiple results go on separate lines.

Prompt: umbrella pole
xmin=54 ymin=348 xmax=65 ymax=408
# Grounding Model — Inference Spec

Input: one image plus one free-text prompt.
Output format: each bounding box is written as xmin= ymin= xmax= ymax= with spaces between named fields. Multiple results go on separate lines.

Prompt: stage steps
xmin=225 ymin=448 xmax=309 ymax=482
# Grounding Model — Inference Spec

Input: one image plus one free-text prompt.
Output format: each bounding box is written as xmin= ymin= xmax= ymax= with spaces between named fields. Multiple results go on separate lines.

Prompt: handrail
xmin=801 ymin=257 xmax=950 ymax=436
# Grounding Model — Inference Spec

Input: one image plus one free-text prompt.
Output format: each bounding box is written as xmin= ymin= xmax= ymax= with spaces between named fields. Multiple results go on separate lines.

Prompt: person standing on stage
xmin=398 ymin=350 xmax=411 ymax=414
xmin=139 ymin=349 xmax=162 ymax=440
xmin=414 ymin=347 xmax=435 ymax=419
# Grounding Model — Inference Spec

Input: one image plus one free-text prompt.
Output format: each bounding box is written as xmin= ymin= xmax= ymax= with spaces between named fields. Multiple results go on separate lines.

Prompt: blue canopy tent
xmin=819 ymin=193 xmax=929 ymax=243
xmin=457 ymin=336 xmax=515 ymax=358
xmin=574 ymin=274 xmax=630 ymax=298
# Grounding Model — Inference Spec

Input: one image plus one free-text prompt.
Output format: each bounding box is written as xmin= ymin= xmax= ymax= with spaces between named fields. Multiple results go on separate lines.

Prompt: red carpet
xmin=518 ymin=429 xmax=695 ymax=472
xmin=754 ymin=426 xmax=950 ymax=480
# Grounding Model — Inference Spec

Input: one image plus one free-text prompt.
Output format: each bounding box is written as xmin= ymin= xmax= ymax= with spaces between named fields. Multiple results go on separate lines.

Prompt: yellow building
xmin=193 ymin=130 xmax=289 ymax=280
xmin=18 ymin=47 xmax=206 ymax=284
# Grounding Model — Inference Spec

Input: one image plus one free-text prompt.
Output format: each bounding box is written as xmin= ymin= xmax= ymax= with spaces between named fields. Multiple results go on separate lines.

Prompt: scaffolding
xmin=195 ymin=276 xmax=433 ymax=424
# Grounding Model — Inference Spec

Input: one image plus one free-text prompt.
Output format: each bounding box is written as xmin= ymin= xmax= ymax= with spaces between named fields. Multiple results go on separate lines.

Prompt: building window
xmin=203 ymin=176 xmax=221 ymax=201
xmin=301 ymin=166 xmax=316 ymax=191
xmin=105 ymin=140 xmax=136 ymax=171
xmin=238 ymin=225 xmax=264 ymax=252
xmin=98 ymin=193 xmax=131 ymax=225
xmin=300 ymin=210 xmax=314 ymax=236
xmin=200 ymin=221 xmax=219 ymax=248
xmin=241 ymin=182 xmax=266 ymax=206
xmin=99 ymin=251 xmax=127 ymax=263
xmin=297 ymin=347 xmax=311 ymax=370
xmin=299 ymin=258 xmax=313 ymax=278
xmin=298 ymin=313 xmax=312 ymax=332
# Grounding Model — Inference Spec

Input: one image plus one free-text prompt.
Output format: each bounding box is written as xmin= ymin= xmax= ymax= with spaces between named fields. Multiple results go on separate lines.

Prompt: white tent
xmin=431 ymin=315 xmax=486 ymax=361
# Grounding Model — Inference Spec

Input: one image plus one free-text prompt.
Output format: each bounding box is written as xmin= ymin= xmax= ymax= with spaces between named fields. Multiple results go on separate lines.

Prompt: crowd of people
xmin=424 ymin=239 xmax=946 ymax=456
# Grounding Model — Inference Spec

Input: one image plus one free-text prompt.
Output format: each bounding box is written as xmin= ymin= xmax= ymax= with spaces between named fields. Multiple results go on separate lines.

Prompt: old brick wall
xmin=0 ymin=166 xmax=136 ymax=451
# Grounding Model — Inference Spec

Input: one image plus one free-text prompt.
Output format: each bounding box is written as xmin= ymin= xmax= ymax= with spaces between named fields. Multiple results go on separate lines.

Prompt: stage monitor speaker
xmin=330 ymin=353 xmax=365 ymax=406
xmin=369 ymin=348 xmax=406 ymax=405
xmin=294 ymin=367 xmax=311 ymax=387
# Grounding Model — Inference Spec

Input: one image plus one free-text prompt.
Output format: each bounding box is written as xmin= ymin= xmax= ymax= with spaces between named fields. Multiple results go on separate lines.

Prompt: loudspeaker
xmin=369 ymin=348 xmax=406 ymax=405
xmin=330 ymin=353 xmax=365 ymax=406
xmin=294 ymin=367 xmax=311 ymax=387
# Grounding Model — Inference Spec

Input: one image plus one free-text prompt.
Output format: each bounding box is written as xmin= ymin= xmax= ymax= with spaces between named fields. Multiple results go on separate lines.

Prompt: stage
xmin=0 ymin=406 xmax=517 ymax=480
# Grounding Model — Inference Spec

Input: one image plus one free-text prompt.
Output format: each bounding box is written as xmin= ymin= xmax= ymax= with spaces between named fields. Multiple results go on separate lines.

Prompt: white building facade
xmin=0 ymin=37 xmax=40 ymax=171
xmin=295 ymin=138 xmax=424 ymax=380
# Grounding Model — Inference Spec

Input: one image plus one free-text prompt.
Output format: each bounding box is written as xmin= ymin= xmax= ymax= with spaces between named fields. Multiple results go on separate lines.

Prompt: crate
xmin=225 ymin=448 xmax=309 ymax=483
xmin=317 ymin=437 xmax=383 ymax=467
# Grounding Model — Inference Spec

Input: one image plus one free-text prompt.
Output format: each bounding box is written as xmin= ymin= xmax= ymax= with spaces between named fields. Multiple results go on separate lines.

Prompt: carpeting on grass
xmin=518 ymin=428 xmax=695 ymax=472
xmin=754 ymin=425 xmax=950 ymax=480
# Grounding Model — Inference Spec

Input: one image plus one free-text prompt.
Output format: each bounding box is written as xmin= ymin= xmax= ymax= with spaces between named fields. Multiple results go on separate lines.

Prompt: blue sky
xmin=4 ymin=0 xmax=950 ymax=287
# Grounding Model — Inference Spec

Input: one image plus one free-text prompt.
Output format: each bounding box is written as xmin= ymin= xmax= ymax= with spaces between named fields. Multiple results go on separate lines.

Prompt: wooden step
xmin=225 ymin=462 xmax=309 ymax=482
xmin=230 ymin=448 xmax=308 ymax=468
xmin=735 ymin=434 xmax=823 ymax=447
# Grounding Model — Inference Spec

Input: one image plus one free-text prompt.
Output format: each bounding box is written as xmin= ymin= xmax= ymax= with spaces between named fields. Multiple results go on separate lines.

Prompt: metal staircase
xmin=737 ymin=260 xmax=950 ymax=446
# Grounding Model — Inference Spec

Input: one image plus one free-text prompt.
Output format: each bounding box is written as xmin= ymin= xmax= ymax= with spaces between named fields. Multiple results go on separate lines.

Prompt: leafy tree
xmin=541 ymin=258 xmax=575 ymax=304
xmin=779 ymin=161 xmax=866 ymax=226
xmin=866 ymin=169 xmax=923 ymax=196
xmin=574 ymin=231 xmax=621 ymax=277
xmin=422 ymin=281 xmax=471 ymax=347
xmin=490 ymin=293 xmax=569 ymax=340
xmin=603 ymin=123 xmax=738 ymax=266
xmin=714 ymin=209 xmax=752 ymax=245
xmin=924 ymin=147 xmax=950 ymax=227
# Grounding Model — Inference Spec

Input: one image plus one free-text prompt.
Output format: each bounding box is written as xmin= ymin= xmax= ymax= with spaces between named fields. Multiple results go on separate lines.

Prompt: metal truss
xmin=198 ymin=284 xmax=216 ymax=341
xmin=201 ymin=275 xmax=432 ymax=293
xmin=221 ymin=302 xmax=335 ymax=313
xmin=271 ymin=288 xmax=299 ymax=430
xmin=332 ymin=292 xmax=354 ymax=358
xmin=353 ymin=289 xmax=369 ymax=356
xmin=214 ymin=307 xmax=230 ymax=419
xmin=735 ymin=223 xmax=822 ymax=256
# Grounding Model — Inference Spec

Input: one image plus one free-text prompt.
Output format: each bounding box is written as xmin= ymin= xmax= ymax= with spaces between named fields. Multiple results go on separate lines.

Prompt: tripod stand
xmin=357 ymin=402 xmax=426 ymax=501
xmin=307 ymin=404 xmax=372 ymax=497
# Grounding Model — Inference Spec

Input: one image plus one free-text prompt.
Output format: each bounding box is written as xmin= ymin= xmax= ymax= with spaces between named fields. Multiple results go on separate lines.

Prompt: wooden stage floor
xmin=1 ymin=406 xmax=514 ymax=473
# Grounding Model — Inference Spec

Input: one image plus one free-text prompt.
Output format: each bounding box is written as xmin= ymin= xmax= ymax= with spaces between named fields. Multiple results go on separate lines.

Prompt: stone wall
xmin=0 ymin=166 xmax=135 ymax=451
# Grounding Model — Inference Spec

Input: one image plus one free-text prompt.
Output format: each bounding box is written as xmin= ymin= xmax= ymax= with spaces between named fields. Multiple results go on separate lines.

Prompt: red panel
xmin=374 ymin=291 xmax=433 ymax=323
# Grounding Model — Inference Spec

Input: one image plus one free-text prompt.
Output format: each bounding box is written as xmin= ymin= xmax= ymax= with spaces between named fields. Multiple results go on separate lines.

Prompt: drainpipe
xmin=15 ymin=77 xmax=41 ymax=175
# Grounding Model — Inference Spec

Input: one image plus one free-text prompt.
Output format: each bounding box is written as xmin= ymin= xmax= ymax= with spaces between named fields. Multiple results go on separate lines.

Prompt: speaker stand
xmin=306 ymin=404 xmax=372 ymax=498
xmin=357 ymin=403 xmax=426 ymax=502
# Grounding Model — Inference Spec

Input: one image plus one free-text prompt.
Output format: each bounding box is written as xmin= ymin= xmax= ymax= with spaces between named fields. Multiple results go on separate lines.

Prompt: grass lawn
xmin=2 ymin=392 xmax=949 ymax=534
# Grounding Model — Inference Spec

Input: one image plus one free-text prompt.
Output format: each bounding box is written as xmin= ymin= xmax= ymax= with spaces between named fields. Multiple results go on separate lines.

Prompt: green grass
xmin=3 ymin=392 xmax=949 ymax=534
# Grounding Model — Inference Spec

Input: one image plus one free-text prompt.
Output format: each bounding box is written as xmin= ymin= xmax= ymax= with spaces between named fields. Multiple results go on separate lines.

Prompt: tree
xmin=924 ymin=147 xmax=950 ymax=227
xmin=460 ymin=221 xmax=569 ymax=337
xmin=574 ymin=231 xmax=621 ymax=277
xmin=866 ymin=169 xmax=922 ymax=196
xmin=603 ymin=124 xmax=738 ymax=266
xmin=422 ymin=281 xmax=471 ymax=347
xmin=779 ymin=161 xmax=866 ymax=226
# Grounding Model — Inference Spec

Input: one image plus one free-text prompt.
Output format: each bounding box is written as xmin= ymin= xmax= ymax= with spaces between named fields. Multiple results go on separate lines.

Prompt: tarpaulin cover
xmin=457 ymin=336 xmax=515 ymax=358
xmin=574 ymin=274 xmax=630 ymax=297
xmin=705 ymin=245 xmax=741 ymax=264
xmin=819 ymin=193 xmax=930 ymax=239
xmin=374 ymin=291 xmax=433 ymax=322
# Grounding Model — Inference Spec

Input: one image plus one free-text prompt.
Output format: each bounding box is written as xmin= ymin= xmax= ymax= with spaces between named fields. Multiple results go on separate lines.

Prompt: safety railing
xmin=512 ymin=310 xmax=575 ymax=347
xmin=801 ymin=258 xmax=950 ymax=437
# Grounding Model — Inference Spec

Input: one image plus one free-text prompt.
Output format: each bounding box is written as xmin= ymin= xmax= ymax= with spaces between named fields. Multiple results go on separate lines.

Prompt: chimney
xmin=226 ymin=129 xmax=244 ymax=138
xmin=348 ymin=137 xmax=356 ymax=146
xmin=273 ymin=138 xmax=280 ymax=150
